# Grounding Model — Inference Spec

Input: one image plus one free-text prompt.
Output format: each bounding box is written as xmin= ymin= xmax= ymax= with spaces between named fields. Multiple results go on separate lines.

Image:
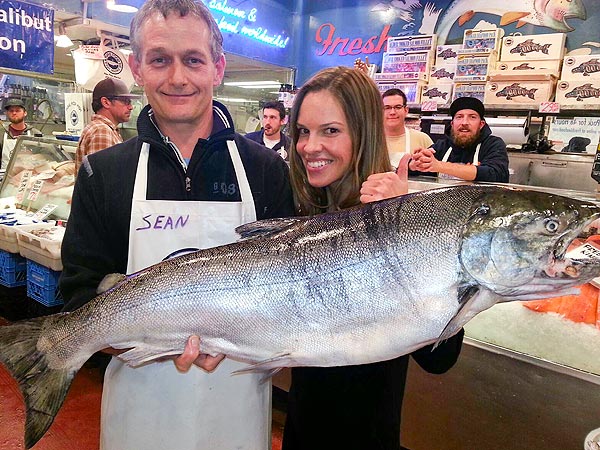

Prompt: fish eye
xmin=544 ymin=218 xmax=560 ymax=233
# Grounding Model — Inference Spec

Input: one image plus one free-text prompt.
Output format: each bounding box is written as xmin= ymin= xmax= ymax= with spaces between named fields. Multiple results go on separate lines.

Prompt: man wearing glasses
xmin=382 ymin=88 xmax=433 ymax=169
xmin=76 ymin=78 xmax=138 ymax=173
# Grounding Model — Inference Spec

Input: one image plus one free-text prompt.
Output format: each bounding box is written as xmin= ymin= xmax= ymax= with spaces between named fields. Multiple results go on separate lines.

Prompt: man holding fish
xmin=59 ymin=0 xmax=294 ymax=448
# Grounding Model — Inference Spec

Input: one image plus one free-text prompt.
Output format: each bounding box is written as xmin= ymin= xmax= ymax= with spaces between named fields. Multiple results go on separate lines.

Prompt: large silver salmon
xmin=2 ymin=185 xmax=600 ymax=448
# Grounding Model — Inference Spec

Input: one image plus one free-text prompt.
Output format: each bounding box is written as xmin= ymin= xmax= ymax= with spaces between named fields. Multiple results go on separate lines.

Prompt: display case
xmin=0 ymin=136 xmax=76 ymax=221
xmin=401 ymin=177 xmax=600 ymax=450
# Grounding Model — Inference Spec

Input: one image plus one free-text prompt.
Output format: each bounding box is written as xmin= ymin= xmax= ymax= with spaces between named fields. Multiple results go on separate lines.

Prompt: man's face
xmin=129 ymin=12 xmax=225 ymax=130
xmin=382 ymin=94 xmax=407 ymax=133
xmin=262 ymin=107 xmax=284 ymax=137
xmin=6 ymin=106 xmax=26 ymax=125
xmin=106 ymin=97 xmax=134 ymax=124
xmin=451 ymin=109 xmax=484 ymax=148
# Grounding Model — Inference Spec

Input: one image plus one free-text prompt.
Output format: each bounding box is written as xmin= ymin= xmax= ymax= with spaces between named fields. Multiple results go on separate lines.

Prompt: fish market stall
xmin=400 ymin=177 xmax=600 ymax=450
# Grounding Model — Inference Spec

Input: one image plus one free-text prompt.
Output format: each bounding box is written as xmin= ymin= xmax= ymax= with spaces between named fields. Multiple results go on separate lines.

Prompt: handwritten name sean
xmin=136 ymin=214 xmax=190 ymax=231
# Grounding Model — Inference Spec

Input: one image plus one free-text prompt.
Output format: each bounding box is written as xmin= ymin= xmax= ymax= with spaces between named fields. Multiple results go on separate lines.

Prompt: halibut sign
xmin=0 ymin=0 xmax=54 ymax=74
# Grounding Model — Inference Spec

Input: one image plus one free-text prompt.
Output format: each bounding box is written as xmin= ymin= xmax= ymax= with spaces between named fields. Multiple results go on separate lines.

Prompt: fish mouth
xmin=551 ymin=216 xmax=600 ymax=278
xmin=560 ymin=6 xmax=587 ymax=32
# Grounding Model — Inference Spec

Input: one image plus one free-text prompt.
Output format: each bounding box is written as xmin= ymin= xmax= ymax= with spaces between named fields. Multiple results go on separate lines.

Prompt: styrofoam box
xmin=501 ymin=33 xmax=566 ymax=62
xmin=452 ymin=82 xmax=486 ymax=102
xmin=463 ymin=28 xmax=504 ymax=53
xmin=381 ymin=51 xmax=434 ymax=75
xmin=435 ymin=44 xmax=461 ymax=65
xmin=421 ymin=83 xmax=453 ymax=105
xmin=387 ymin=34 xmax=437 ymax=53
xmin=0 ymin=221 xmax=54 ymax=254
xmin=485 ymin=76 xmax=556 ymax=105
xmin=491 ymin=59 xmax=562 ymax=77
xmin=561 ymin=55 xmax=600 ymax=81
xmin=375 ymin=81 xmax=426 ymax=103
xmin=455 ymin=53 xmax=498 ymax=82
xmin=429 ymin=64 xmax=456 ymax=82
xmin=15 ymin=225 xmax=64 ymax=271
xmin=373 ymin=71 xmax=428 ymax=82
xmin=555 ymin=79 xmax=600 ymax=105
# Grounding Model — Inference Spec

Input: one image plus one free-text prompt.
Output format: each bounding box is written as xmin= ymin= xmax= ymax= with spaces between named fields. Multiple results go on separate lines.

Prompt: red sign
xmin=315 ymin=23 xmax=391 ymax=57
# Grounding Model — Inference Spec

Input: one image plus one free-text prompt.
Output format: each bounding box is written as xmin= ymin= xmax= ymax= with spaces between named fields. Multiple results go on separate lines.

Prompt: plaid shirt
xmin=76 ymin=114 xmax=123 ymax=173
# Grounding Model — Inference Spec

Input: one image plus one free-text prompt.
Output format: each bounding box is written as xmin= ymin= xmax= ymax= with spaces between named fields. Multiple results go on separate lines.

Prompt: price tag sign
xmin=33 ymin=203 xmax=58 ymax=221
xmin=27 ymin=179 xmax=45 ymax=202
xmin=539 ymin=102 xmax=560 ymax=114
xmin=421 ymin=101 xmax=438 ymax=112
xmin=15 ymin=171 xmax=32 ymax=203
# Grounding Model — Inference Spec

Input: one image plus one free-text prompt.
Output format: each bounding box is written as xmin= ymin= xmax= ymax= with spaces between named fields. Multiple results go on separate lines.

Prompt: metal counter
xmin=508 ymin=151 xmax=597 ymax=194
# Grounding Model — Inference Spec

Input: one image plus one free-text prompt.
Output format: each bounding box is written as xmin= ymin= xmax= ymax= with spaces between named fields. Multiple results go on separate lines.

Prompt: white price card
xmin=15 ymin=171 xmax=32 ymax=203
xmin=27 ymin=179 xmax=45 ymax=202
xmin=33 ymin=204 xmax=58 ymax=221
xmin=421 ymin=101 xmax=438 ymax=112
xmin=539 ymin=102 xmax=560 ymax=114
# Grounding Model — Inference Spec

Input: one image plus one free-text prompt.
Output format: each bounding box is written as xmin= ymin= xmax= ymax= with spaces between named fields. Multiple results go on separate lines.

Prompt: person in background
xmin=59 ymin=0 xmax=294 ymax=448
xmin=409 ymin=96 xmax=509 ymax=182
xmin=282 ymin=66 xmax=464 ymax=450
xmin=245 ymin=100 xmax=291 ymax=160
xmin=382 ymin=88 xmax=433 ymax=169
xmin=1 ymin=98 xmax=42 ymax=170
xmin=75 ymin=78 xmax=137 ymax=174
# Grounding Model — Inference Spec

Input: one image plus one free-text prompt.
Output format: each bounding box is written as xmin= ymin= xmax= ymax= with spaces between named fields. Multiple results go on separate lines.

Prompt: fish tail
xmin=0 ymin=318 xmax=77 ymax=449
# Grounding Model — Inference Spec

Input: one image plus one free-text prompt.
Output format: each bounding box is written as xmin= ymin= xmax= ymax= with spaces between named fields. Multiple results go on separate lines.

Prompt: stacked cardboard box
xmin=556 ymin=54 xmax=600 ymax=105
xmin=452 ymin=28 xmax=504 ymax=102
xmin=422 ymin=44 xmax=460 ymax=105
xmin=374 ymin=34 xmax=436 ymax=103
xmin=484 ymin=32 xmax=565 ymax=105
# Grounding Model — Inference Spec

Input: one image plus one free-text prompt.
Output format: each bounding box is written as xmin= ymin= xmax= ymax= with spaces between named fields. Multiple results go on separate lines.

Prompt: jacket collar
xmin=136 ymin=100 xmax=236 ymax=146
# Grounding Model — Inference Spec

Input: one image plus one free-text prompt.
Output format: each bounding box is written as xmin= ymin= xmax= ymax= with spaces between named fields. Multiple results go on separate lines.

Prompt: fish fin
xmin=500 ymin=12 xmax=530 ymax=26
xmin=96 ymin=273 xmax=127 ymax=294
xmin=231 ymin=353 xmax=292 ymax=375
xmin=0 ymin=317 xmax=79 ymax=449
xmin=458 ymin=10 xmax=474 ymax=26
xmin=116 ymin=344 xmax=180 ymax=367
xmin=235 ymin=218 xmax=304 ymax=240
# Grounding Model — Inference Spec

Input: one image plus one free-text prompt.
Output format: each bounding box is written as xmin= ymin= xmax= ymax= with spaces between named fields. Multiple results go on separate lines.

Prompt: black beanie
xmin=450 ymin=96 xmax=485 ymax=119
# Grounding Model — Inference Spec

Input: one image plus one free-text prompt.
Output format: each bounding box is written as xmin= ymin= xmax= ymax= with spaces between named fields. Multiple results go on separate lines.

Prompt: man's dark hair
xmin=263 ymin=101 xmax=286 ymax=120
xmin=382 ymin=88 xmax=408 ymax=106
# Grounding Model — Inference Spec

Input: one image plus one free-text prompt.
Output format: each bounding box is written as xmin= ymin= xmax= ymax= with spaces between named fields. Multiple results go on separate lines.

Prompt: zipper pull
xmin=185 ymin=177 xmax=191 ymax=192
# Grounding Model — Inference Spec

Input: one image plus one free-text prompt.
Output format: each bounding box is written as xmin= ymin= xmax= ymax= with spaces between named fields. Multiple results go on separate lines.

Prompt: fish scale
xmin=2 ymin=185 xmax=600 ymax=448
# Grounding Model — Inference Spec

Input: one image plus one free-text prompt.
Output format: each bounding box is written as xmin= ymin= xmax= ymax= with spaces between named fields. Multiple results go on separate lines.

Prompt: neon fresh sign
xmin=208 ymin=0 xmax=289 ymax=49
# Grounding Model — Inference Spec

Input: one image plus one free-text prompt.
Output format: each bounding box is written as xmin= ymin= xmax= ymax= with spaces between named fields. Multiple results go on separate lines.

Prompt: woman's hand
xmin=360 ymin=153 xmax=410 ymax=203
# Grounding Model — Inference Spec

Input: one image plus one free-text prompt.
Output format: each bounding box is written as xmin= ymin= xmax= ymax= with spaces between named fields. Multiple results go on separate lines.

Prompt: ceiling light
xmin=224 ymin=81 xmax=283 ymax=89
xmin=106 ymin=0 xmax=139 ymax=13
xmin=55 ymin=23 xmax=74 ymax=48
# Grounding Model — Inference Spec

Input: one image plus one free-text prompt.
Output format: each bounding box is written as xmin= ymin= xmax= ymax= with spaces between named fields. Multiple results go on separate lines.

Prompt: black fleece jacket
xmin=60 ymin=102 xmax=294 ymax=312
xmin=410 ymin=123 xmax=509 ymax=183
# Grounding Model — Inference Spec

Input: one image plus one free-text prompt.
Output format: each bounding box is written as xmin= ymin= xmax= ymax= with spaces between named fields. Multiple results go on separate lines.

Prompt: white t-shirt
xmin=263 ymin=136 xmax=279 ymax=149
xmin=387 ymin=128 xmax=434 ymax=167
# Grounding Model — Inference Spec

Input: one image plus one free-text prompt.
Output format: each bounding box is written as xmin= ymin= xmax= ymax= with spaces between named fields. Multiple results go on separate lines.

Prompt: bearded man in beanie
xmin=75 ymin=78 xmax=138 ymax=174
xmin=409 ymin=96 xmax=509 ymax=182
xmin=1 ymin=98 xmax=42 ymax=171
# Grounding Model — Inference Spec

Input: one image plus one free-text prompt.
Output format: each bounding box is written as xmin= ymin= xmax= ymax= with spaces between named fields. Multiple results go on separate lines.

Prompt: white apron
xmin=389 ymin=126 xmax=411 ymax=169
xmin=438 ymin=143 xmax=481 ymax=181
xmin=1 ymin=132 xmax=18 ymax=171
xmin=100 ymin=141 xmax=271 ymax=450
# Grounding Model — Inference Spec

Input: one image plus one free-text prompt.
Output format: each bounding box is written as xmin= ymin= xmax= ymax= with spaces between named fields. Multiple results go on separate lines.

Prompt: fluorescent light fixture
xmin=106 ymin=0 xmax=139 ymax=13
xmin=55 ymin=23 xmax=74 ymax=48
xmin=224 ymin=81 xmax=283 ymax=89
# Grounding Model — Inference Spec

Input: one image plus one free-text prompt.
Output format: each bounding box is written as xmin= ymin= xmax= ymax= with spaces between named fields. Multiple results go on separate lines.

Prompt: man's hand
xmin=410 ymin=147 xmax=438 ymax=172
xmin=174 ymin=336 xmax=225 ymax=373
xmin=360 ymin=153 xmax=410 ymax=203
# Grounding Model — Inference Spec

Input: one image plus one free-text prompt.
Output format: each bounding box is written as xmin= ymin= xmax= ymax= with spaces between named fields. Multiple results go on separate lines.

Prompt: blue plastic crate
xmin=0 ymin=250 xmax=27 ymax=288
xmin=26 ymin=260 xmax=63 ymax=307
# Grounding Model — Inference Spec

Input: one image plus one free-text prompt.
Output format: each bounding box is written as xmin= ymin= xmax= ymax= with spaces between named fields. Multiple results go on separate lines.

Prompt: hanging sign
xmin=0 ymin=0 xmax=54 ymax=74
